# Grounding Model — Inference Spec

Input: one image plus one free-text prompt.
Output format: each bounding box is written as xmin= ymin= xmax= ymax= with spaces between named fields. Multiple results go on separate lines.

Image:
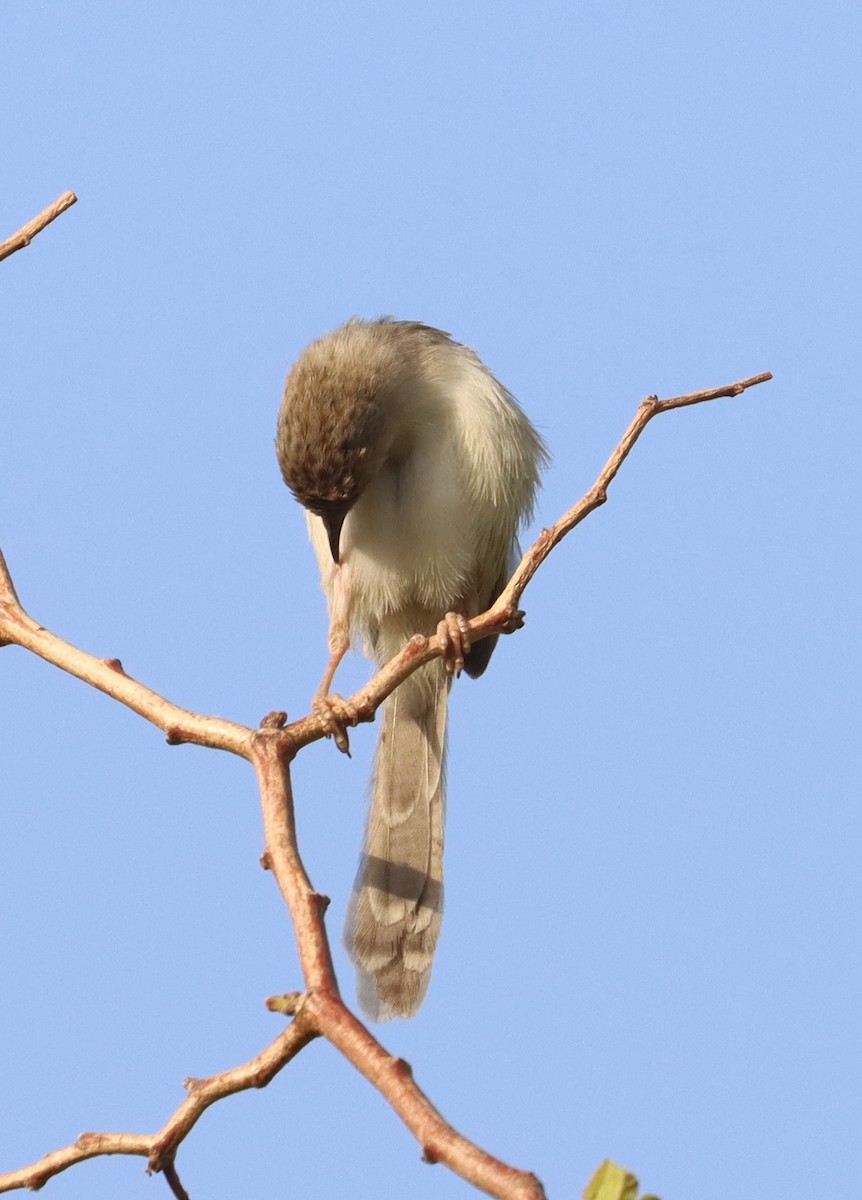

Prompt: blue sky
xmin=1 ymin=2 xmax=859 ymax=1198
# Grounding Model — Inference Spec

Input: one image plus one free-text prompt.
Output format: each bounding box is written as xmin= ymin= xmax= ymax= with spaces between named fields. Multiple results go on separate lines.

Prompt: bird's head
xmin=276 ymin=322 xmax=402 ymax=561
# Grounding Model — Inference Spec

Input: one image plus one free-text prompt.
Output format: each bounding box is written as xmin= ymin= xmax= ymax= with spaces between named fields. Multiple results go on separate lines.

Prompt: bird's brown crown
xmin=276 ymin=320 xmax=404 ymax=513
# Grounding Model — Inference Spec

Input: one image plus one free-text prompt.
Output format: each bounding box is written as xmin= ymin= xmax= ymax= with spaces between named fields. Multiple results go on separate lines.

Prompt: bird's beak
xmin=322 ymin=509 xmax=347 ymax=563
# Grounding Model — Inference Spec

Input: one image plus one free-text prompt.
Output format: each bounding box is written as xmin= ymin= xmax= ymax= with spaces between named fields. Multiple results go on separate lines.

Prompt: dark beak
xmin=322 ymin=508 xmax=348 ymax=563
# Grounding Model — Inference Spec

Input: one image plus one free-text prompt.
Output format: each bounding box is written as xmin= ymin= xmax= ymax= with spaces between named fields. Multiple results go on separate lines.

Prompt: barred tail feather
xmin=345 ymin=665 xmax=447 ymax=1020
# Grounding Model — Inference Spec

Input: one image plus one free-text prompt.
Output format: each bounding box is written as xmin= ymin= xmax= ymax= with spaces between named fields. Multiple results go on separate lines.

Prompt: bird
xmin=276 ymin=317 xmax=547 ymax=1020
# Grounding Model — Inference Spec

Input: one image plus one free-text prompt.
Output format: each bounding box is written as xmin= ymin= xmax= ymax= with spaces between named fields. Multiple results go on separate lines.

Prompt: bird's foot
xmin=437 ymin=612 xmax=471 ymax=676
xmin=312 ymin=692 xmax=359 ymax=755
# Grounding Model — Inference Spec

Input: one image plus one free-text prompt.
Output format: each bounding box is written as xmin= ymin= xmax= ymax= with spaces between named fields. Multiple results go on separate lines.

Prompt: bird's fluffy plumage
xmin=277 ymin=317 xmax=547 ymax=1019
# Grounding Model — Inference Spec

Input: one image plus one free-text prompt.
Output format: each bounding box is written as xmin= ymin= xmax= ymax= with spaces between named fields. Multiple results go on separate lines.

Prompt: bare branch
xmin=0 ymin=1133 xmax=151 ymax=1193
xmin=0 ymin=570 xmax=544 ymax=1196
xmin=280 ymin=371 xmax=774 ymax=751
xmin=0 ymin=368 xmax=771 ymax=1197
xmin=252 ymin=735 xmax=546 ymax=1200
xmin=0 ymin=192 xmax=77 ymax=264
xmin=145 ymin=1019 xmax=317 ymax=1174
xmin=0 ymin=1022 xmax=314 ymax=1193
xmin=496 ymin=371 xmax=774 ymax=612
xmin=302 ymin=989 xmax=546 ymax=1200
xmin=0 ymin=554 xmax=252 ymax=756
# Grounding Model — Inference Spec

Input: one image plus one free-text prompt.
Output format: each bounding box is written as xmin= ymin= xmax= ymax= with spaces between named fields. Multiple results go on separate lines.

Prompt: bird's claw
xmin=312 ymin=693 xmax=358 ymax=755
xmin=437 ymin=612 xmax=471 ymax=676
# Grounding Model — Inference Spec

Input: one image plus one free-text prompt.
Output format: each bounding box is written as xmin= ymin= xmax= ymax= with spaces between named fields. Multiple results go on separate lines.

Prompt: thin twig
xmin=0 ymin=192 xmax=77 ymax=264
xmin=280 ymin=371 xmax=774 ymax=751
xmin=0 ymin=550 xmax=251 ymax=755
xmin=496 ymin=371 xmax=774 ymax=611
xmin=0 ymin=1022 xmax=315 ymax=1193
xmin=162 ymin=1161 xmax=190 ymax=1200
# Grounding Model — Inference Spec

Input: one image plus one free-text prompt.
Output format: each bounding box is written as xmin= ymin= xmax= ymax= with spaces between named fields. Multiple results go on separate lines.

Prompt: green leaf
xmin=583 ymin=1159 xmax=658 ymax=1200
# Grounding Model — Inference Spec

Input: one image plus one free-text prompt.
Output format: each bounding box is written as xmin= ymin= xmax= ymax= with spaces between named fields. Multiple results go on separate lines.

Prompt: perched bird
xmin=276 ymin=318 xmax=547 ymax=1020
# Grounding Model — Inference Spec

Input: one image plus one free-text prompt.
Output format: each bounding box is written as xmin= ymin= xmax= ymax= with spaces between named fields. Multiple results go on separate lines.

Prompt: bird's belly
xmin=343 ymin=449 xmax=494 ymax=624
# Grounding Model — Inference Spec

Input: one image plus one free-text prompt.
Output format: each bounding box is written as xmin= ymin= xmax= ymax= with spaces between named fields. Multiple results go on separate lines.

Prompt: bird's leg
xmin=437 ymin=611 xmax=472 ymax=676
xmin=316 ymin=633 xmax=349 ymax=697
xmin=312 ymin=636 xmax=358 ymax=755
xmin=312 ymin=562 xmax=359 ymax=754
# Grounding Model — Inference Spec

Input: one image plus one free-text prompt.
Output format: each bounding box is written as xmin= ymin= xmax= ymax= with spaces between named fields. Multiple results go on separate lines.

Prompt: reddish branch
xmin=0 ymin=552 xmax=547 ymax=1200
xmin=0 ymin=193 xmax=772 ymax=1198
xmin=281 ymin=372 xmax=773 ymax=750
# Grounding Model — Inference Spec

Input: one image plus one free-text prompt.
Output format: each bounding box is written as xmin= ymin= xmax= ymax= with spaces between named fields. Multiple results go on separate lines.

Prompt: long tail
xmin=345 ymin=663 xmax=447 ymax=1020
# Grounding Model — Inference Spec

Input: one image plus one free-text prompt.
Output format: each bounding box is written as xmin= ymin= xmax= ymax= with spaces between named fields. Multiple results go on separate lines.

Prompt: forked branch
xmin=0 ymin=367 xmax=770 ymax=1198
xmin=0 ymin=190 xmax=772 ymax=1199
